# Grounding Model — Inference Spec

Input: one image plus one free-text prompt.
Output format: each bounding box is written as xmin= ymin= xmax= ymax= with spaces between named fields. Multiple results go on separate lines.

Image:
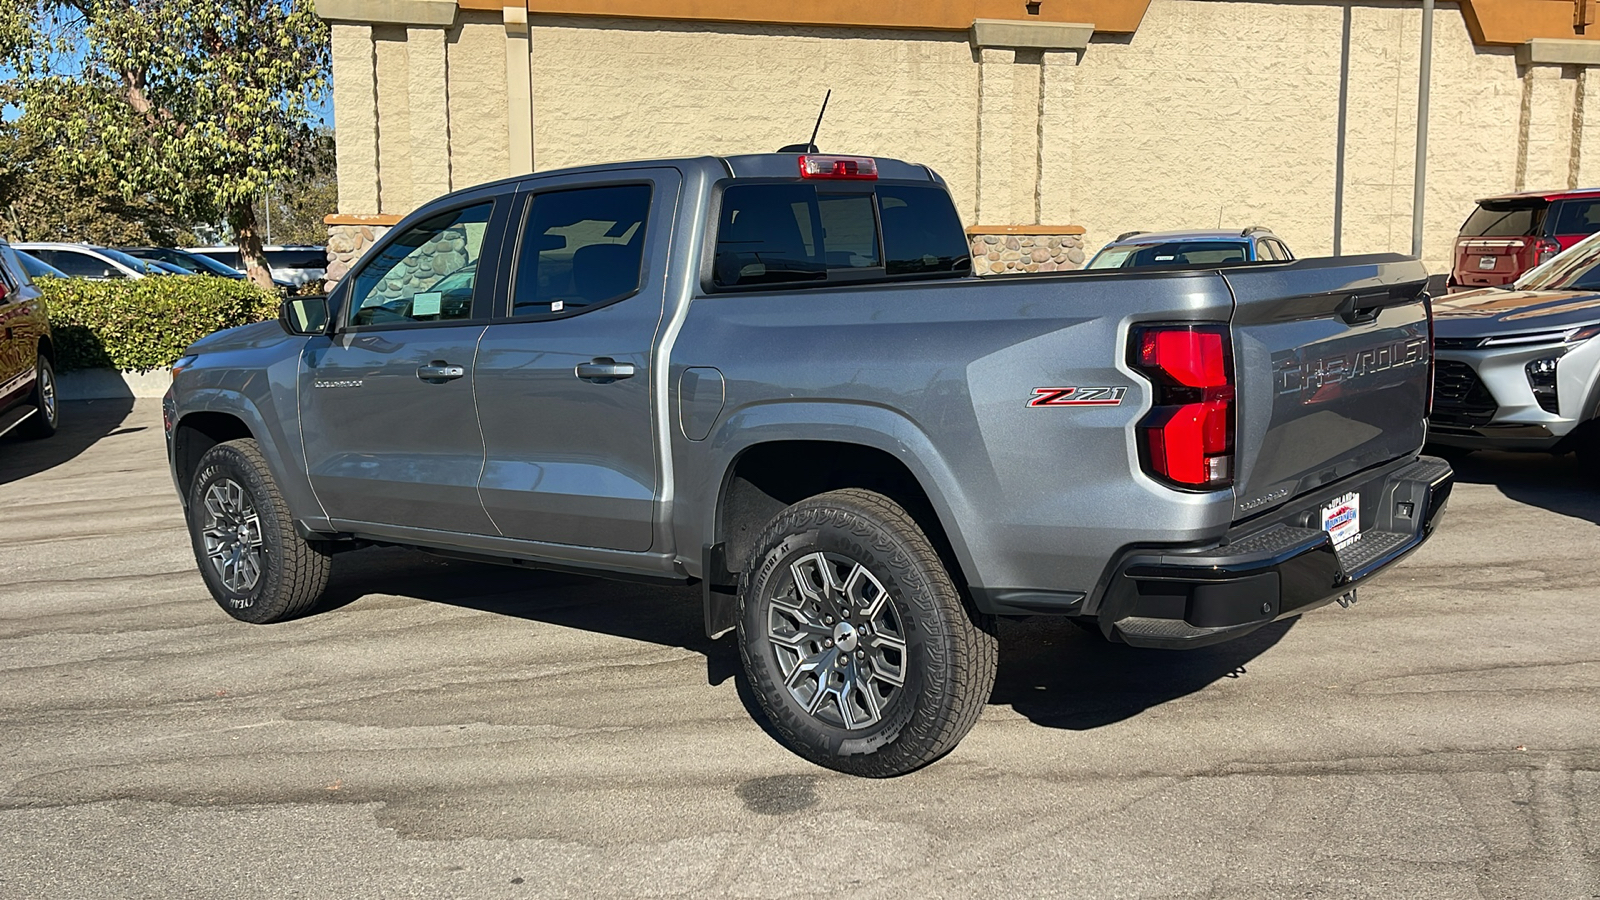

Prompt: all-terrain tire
xmin=18 ymin=353 xmax=58 ymax=439
xmin=186 ymin=438 xmax=332 ymax=624
xmin=736 ymin=489 xmax=998 ymax=777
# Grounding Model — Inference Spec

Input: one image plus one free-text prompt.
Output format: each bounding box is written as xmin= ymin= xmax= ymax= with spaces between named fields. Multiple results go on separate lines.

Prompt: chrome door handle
xmin=575 ymin=358 xmax=636 ymax=383
xmin=416 ymin=362 xmax=466 ymax=383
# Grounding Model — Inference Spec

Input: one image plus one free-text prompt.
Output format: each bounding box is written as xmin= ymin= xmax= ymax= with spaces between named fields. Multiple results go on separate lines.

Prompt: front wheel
xmin=737 ymin=489 xmax=998 ymax=777
xmin=18 ymin=353 xmax=58 ymax=439
xmin=186 ymin=438 xmax=332 ymax=623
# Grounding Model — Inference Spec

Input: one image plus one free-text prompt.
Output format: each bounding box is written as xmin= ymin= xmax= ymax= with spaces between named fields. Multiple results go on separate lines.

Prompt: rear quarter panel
xmin=669 ymin=271 xmax=1240 ymax=599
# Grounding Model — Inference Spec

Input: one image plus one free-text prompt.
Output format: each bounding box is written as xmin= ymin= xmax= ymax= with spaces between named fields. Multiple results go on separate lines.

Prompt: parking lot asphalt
xmin=1 ymin=399 xmax=1597 ymax=899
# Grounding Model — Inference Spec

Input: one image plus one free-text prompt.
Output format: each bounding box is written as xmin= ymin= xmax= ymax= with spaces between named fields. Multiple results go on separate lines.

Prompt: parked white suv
xmin=1431 ymin=229 xmax=1600 ymax=469
xmin=11 ymin=243 xmax=162 ymax=280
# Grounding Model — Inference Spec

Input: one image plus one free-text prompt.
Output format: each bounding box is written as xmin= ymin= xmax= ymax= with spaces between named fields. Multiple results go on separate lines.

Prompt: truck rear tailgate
xmin=1222 ymin=254 xmax=1431 ymax=521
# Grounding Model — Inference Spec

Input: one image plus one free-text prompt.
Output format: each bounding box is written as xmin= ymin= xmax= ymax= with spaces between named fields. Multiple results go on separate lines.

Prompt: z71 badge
xmin=1028 ymin=386 xmax=1127 ymax=408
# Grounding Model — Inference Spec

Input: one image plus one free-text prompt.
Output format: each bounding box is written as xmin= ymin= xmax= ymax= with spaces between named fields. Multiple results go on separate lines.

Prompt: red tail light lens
xmin=798 ymin=154 xmax=878 ymax=180
xmin=1131 ymin=324 xmax=1235 ymax=489
xmin=1535 ymin=238 xmax=1561 ymax=263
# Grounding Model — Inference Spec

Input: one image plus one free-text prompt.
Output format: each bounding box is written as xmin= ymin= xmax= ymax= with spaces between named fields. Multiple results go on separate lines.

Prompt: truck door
xmin=299 ymin=197 xmax=508 ymax=535
xmin=473 ymin=170 xmax=679 ymax=552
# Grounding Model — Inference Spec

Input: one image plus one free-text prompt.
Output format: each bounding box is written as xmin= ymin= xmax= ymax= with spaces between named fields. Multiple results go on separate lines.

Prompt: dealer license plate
xmin=1478 ymin=256 xmax=1497 ymax=270
xmin=1321 ymin=491 xmax=1361 ymax=550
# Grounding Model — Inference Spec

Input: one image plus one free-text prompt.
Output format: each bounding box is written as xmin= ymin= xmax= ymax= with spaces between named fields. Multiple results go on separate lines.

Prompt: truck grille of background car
xmin=1430 ymin=360 xmax=1498 ymax=426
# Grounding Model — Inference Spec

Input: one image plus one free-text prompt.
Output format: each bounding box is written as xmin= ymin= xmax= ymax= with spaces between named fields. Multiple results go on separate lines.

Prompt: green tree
xmin=1 ymin=0 xmax=329 ymax=289
xmin=0 ymin=105 xmax=196 ymax=245
xmin=252 ymin=128 xmax=336 ymax=247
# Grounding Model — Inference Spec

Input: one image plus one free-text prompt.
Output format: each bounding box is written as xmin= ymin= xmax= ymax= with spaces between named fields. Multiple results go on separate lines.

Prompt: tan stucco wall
xmin=324 ymin=0 xmax=1600 ymax=275
xmin=446 ymin=11 xmax=512 ymax=190
xmin=527 ymin=19 xmax=981 ymax=223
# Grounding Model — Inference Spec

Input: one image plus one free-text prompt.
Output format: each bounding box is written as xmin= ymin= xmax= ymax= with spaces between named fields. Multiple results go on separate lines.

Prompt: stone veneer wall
xmin=968 ymin=230 xmax=1087 ymax=275
xmin=325 ymin=223 xmax=393 ymax=291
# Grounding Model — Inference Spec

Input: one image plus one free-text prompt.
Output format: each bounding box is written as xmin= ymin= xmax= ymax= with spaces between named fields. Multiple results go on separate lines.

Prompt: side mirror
xmin=280 ymin=296 xmax=330 ymax=335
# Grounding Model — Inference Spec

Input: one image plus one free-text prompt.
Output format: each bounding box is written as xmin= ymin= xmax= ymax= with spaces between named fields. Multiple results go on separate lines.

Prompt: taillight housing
xmin=1535 ymin=237 xmax=1561 ymax=263
xmin=1130 ymin=324 xmax=1235 ymax=490
xmin=798 ymin=154 xmax=878 ymax=180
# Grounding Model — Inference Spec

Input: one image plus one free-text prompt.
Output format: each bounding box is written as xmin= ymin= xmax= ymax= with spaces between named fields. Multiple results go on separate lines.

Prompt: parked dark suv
xmin=1448 ymin=189 xmax=1600 ymax=289
xmin=0 ymin=239 xmax=58 ymax=440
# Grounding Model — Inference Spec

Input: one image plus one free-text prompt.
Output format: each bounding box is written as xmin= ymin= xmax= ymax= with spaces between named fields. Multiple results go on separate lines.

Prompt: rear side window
xmin=266 ymin=249 xmax=327 ymax=271
xmin=1551 ymin=199 xmax=1600 ymax=236
xmin=1461 ymin=200 xmax=1546 ymax=237
xmin=40 ymin=250 xmax=122 ymax=279
xmin=713 ymin=182 xmax=968 ymax=288
xmin=511 ymin=184 xmax=652 ymax=318
xmin=205 ymin=250 xmax=242 ymax=268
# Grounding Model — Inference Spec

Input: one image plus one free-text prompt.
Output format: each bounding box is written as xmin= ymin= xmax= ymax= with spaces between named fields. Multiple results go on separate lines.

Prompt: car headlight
xmin=1525 ymin=356 xmax=1563 ymax=414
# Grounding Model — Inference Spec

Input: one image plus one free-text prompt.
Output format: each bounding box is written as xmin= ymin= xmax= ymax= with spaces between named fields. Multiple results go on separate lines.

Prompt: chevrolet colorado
xmin=165 ymin=153 xmax=1452 ymax=776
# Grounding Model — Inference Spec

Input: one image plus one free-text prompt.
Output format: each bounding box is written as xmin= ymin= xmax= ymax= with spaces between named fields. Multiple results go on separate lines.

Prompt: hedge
xmin=40 ymin=276 xmax=280 ymax=373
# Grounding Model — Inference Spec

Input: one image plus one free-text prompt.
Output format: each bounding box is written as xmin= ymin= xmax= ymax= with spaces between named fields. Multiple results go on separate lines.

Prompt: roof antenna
xmin=779 ymin=90 xmax=830 ymax=153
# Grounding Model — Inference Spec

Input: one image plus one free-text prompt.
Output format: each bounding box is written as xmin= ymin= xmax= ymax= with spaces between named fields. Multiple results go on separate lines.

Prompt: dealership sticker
xmin=1321 ymin=491 xmax=1361 ymax=550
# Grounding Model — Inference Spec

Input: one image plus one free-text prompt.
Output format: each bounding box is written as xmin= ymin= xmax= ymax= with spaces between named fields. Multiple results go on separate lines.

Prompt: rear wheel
xmin=18 ymin=353 xmax=57 ymax=439
xmin=737 ymin=489 xmax=998 ymax=777
xmin=186 ymin=438 xmax=332 ymax=623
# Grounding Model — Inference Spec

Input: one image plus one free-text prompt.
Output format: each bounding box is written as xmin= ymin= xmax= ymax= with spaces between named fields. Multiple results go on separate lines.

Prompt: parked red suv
xmin=1449 ymin=188 xmax=1600 ymax=288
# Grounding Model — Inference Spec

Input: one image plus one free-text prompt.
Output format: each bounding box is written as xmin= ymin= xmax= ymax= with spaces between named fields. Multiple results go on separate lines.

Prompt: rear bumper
xmin=1094 ymin=455 xmax=1453 ymax=649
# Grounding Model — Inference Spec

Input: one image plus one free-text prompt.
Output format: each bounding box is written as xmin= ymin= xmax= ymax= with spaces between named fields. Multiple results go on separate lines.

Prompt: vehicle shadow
xmin=0 ymin=397 xmax=137 ymax=485
xmin=989 ymin=616 xmax=1295 ymax=730
xmin=314 ymin=547 xmax=1295 ymax=736
xmin=1442 ymin=449 xmax=1600 ymax=526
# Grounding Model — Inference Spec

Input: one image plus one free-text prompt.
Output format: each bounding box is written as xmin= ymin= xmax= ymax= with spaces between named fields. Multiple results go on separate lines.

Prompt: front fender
xmin=170 ymin=349 xmax=325 ymax=526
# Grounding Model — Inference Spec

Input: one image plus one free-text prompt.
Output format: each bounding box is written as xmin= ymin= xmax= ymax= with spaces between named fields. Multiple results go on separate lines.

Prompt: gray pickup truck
xmin=164 ymin=152 xmax=1453 ymax=777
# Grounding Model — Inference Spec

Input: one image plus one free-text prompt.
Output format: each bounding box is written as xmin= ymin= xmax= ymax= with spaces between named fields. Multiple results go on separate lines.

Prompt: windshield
xmin=1087 ymin=240 xmax=1249 ymax=269
xmin=1515 ymin=230 xmax=1600 ymax=291
xmin=93 ymin=246 xmax=163 ymax=274
xmin=13 ymin=249 xmax=64 ymax=279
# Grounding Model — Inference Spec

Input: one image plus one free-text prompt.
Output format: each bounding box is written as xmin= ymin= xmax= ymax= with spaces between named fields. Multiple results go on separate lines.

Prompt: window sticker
xmin=411 ymin=291 xmax=442 ymax=316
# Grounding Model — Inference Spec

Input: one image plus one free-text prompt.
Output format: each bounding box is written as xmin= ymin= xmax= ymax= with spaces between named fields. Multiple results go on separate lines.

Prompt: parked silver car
xmin=1430 ymin=229 xmax=1600 ymax=468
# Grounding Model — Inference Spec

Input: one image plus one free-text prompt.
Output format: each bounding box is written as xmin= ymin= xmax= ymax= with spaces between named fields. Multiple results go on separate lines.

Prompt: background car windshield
xmin=95 ymin=246 xmax=157 ymax=273
xmin=1092 ymin=240 xmax=1248 ymax=268
xmin=13 ymin=250 xmax=64 ymax=279
xmin=1515 ymin=231 xmax=1600 ymax=291
xmin=1461 ymin=200 xmax=1546 ymax=237
xmin=185 ymin=252 xmax=245 ymax=277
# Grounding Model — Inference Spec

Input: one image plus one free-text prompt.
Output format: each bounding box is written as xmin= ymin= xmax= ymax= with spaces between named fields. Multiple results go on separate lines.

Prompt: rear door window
xmin=42 ymin=250 xmax=121 ymax=278
xmin=1551 ymin=199 xmax=1600 ymax=237
xmin=510 ymin=183 xmax=652 ymax=318
xmin=1461 ymin=201 xmax=1547 ymax=237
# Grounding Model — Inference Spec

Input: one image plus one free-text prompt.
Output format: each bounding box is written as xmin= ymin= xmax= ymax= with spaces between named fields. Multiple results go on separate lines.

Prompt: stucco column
xmin=1514 ymin=41 xmax=1597 ymax=190
xmin=330 ymin=24 xmax=380 ymax=215
xmin=971 ymin=20 xmax=1094 ymax=227
xmin=504 ymin=6 xmax=535 ymax=175
xmin=975 ymin=47 xmax=1017 ymax=225
xmin=1038 ymin=48 xmax=1082 ymax=227
xmin=408 ymin=26 xmax=452 ymax=201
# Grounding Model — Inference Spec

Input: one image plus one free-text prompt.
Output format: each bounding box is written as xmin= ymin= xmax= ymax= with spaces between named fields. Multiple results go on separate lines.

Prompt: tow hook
xmin=1335 ymin=589 xmax=1358 ymax=609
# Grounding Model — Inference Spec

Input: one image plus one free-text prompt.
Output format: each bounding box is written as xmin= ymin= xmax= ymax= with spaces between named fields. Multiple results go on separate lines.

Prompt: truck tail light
xmin=798 ymin=154 xmax=878 ymax=180
xmin=1535 ymin=237 xmax=1561 ymax=263
xmin=1131 ymin=324 xmax=1235 ymax=490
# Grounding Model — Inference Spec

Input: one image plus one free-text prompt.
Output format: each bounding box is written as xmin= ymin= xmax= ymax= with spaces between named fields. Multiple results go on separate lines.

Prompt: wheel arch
xmin=35 ymin=334 xmax=53 ymax=363
xmin=703 ymin=436 xmax=980 ymax=637
xmin=172 ymin=410 xmax=256 ymax=502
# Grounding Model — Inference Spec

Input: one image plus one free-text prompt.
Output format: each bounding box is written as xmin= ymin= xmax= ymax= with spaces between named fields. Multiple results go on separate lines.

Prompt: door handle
xmin=416 ymin=362 xmax=466 ymax=383
xmin=575 ymin=358 xmax=636 ymax=383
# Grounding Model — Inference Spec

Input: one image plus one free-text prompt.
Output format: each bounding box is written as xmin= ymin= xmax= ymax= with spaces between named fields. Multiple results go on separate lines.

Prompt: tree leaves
xmin=0 ymin=0 xmax=329 ymax=287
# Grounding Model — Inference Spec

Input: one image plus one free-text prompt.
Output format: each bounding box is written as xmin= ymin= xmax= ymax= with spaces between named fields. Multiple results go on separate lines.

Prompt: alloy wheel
xmin=201 ymin=478 xmax=264 ymax=593
xmin=766 ymin=551 xmax=908 ymax=730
